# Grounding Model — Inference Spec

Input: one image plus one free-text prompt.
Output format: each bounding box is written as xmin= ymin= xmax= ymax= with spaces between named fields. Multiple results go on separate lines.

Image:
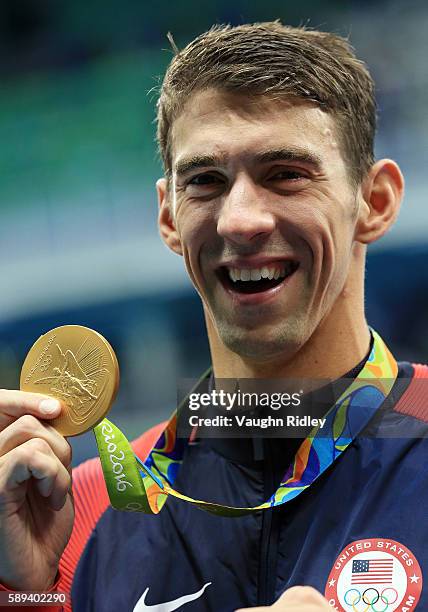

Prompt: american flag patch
xmin=351 ymin=558 xmax=394 ymax=584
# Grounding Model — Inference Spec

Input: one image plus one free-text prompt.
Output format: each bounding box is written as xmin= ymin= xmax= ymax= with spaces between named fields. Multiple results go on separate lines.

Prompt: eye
xmin=269 ymin=169 xmax=306 ymax=181
xmin=185 ymin=173 xmax=225 ymax=199
xmin=187 ymin=173 xmax=223 ymax=186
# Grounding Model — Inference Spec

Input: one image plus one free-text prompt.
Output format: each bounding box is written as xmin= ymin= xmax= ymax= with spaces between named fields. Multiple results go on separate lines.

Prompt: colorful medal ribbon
xmin=93 ymin=329 xmax=398 ymax=517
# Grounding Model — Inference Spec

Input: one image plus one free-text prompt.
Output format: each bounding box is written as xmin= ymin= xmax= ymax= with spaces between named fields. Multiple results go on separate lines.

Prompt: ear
xmin=156 ymin=177 xmax=183 ymax=255
xmin=355 ymin=159 xmax=404 ymax=244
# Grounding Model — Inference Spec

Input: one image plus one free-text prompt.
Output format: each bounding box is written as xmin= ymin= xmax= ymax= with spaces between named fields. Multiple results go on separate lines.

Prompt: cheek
xmin=311 ymin=208 xmax=356 ymax=294
xmin=290 ymin=206 xmax=334 ymax=261
xmin=175 ymin=206 xmax=215 ymax=279
xmin=304 ymin=192 xmax=351 ymax=239
xmin=290 ymin=203 xmax=350 ymax=286
xmin=176 ymin=204 xmax=207 ymax=244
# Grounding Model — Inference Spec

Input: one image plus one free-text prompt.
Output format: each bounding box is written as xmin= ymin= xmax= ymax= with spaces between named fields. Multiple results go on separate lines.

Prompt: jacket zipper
xmin=256 ymin=442 xmax=281 ymax=605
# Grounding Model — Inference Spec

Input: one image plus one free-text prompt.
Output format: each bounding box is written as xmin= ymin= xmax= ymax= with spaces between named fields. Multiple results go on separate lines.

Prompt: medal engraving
xmin=21 ymin=326 xmax=120 ymax=436
xmin=23 ymin=334 xmax=57 ymax=384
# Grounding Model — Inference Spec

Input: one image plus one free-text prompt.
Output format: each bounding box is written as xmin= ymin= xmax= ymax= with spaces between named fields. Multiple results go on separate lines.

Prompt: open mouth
xmin=219 ymin=260 xmax=299 ymax=294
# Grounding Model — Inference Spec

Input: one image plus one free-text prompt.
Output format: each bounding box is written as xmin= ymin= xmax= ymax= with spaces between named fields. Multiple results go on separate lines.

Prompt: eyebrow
xmin=174 ymin=147 xmax=323 ymax=178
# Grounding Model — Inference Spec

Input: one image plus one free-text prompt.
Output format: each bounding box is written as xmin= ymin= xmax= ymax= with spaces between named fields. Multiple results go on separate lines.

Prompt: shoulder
xmin=393 ymin=363 xmax=428 ymax=423
xmin=130 ymin=420 xmax=167 ymax=458
xmin=72 ymin=420 xmax=166 ymax=490
xmin=58 ymin=421 xmax=166 ymax=608
xmin=70 ymin=420 xmax=166 ymax=498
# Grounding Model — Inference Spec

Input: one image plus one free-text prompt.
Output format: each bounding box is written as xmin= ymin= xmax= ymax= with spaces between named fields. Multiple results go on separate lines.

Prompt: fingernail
xmin=39 ymin=399 xmax=61 ymax=415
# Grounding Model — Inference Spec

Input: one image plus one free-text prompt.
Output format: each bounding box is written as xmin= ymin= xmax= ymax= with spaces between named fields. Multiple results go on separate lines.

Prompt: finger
xmin=0 ymin=438 xmax=71 ymax=511
xmin=0 ymin=414 xmax=72 ymax=467
xmin=0 ymin=390 xmax=62 ymax=431
xmin=276 ymin=586 xmax=331 ymax=607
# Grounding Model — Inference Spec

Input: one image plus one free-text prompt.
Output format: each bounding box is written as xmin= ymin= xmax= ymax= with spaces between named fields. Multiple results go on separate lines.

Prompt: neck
xmin=206 ymin=270 xmax=371 ymax=381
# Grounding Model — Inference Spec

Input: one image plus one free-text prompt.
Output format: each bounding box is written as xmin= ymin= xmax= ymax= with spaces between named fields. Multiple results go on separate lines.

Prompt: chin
xmin=218 ymin=321 xmax=303 ymax=363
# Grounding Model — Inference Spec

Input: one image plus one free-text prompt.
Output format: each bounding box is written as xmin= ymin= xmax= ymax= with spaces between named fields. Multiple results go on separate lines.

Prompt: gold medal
xmin=20 ymin=325 xmax=120 ymax=436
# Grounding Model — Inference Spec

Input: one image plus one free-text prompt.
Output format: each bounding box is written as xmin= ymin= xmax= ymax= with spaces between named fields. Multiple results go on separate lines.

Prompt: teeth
xmin=227 ymin=263 xmax=295 ymax=282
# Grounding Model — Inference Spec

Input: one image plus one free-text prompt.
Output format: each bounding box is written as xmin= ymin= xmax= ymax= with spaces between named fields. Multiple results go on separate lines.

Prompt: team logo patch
xmin=325 ymin=538 xmax=423 ymax=611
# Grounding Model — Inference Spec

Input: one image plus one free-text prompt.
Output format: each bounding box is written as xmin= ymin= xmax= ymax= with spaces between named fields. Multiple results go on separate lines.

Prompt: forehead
xmin=170 ymin=88 xmax=342 ymax=170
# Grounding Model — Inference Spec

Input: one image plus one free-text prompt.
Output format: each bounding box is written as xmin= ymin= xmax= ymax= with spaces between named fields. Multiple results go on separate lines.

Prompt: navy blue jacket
xmin=66 ymin=362 xmax=427 ymax=611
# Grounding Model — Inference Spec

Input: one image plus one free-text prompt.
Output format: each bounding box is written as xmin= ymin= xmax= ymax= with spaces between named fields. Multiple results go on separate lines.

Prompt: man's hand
xmin=236 ymin=586 xmax=332 ymax=611
xmin=0 ymin=390 xmax=74 ymax=591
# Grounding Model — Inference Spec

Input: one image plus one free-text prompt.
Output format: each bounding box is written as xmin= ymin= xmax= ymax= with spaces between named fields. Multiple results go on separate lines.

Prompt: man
xmin=0 ymin=21 xmax=426 ymax=611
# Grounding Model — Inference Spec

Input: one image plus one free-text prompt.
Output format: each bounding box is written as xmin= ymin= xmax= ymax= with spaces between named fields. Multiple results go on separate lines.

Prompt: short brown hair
xmin=156 ymin=21 xmax=376 ymax=185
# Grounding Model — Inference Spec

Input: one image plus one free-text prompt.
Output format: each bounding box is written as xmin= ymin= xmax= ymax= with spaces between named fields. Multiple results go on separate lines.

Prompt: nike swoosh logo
xmin=133 ymin=582 xmax=212 ymax=612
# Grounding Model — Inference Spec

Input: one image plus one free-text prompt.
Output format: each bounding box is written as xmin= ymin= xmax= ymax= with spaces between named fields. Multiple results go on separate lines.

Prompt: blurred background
xmin=0 ymin=0 xmax=427 ymax=466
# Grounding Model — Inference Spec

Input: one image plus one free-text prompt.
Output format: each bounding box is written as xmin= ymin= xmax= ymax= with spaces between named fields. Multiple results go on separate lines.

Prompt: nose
xmin=217 ymin=177 xmax=276 ymax=245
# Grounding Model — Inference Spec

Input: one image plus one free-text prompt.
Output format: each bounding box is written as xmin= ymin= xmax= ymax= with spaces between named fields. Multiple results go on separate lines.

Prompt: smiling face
xmin=159 ymin=89 xmax=365 ymax=362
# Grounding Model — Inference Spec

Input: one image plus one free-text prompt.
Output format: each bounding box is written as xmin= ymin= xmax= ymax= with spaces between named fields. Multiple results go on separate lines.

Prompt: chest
xmin=73 ymin=440 xmax=427 ymax=611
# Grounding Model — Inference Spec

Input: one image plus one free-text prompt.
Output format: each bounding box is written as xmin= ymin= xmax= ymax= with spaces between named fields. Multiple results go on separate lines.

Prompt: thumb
xmin=274 ymin=586 xmax=331 ymax=608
